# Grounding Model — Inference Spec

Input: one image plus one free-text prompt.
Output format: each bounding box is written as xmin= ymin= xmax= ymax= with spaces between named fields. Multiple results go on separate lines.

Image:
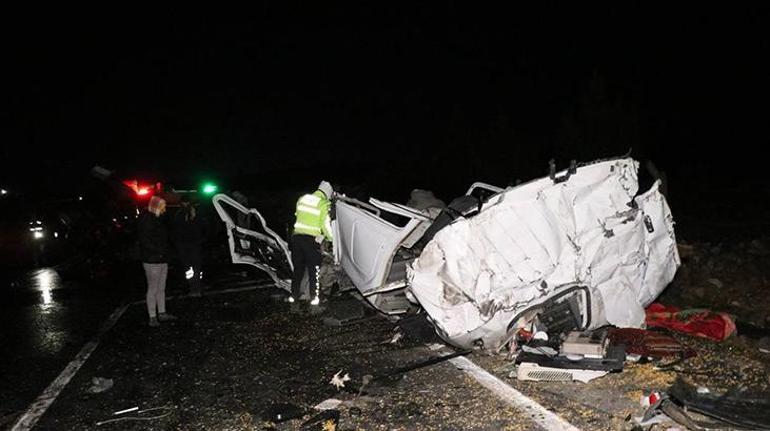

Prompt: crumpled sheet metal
xmin=408 ymin=158 xmax=680 ymax=349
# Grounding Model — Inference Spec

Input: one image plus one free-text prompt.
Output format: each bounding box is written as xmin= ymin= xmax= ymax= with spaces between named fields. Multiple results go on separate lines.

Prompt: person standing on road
xmin=138 ymin=195 xmax=176 ymax=327
xmin=172 ymin=195 xmax=206 ymax=297
xmin=289 ymin=181 xmax=334 ymax=306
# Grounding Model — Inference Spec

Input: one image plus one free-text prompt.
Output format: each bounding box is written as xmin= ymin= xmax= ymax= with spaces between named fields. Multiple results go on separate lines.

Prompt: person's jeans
xmin=143 ymin=263 xmax=168 ymax=318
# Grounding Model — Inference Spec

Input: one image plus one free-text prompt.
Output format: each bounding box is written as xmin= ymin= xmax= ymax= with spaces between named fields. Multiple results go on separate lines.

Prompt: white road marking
xmin=11 ymin=304 xmax=130 ymax=431
xmin=449 ymin=355 xmax=580 ymax=431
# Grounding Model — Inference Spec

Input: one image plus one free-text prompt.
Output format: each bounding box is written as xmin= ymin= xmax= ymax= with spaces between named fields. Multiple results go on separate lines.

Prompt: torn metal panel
xmin=408 ymin=158 xmax=680 ymax=349
xmin=333 ymin=196 xmax=432 ymax=314
xmin=212 ymin=194 xmax=294 ymax=290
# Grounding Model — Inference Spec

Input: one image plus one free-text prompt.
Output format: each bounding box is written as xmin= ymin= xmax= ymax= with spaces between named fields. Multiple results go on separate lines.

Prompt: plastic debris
xmin=314 ymin=399 xmax=343 ymax=410
xmin=640 ymin=391 xmax=662 ymax=408
xmin=516 ymin=362 xmax=608 ymax=383
xmin=329 ymin=370 xmax=351 ymax=390
xmin=87 ymin=377 xmax=114 ymax=394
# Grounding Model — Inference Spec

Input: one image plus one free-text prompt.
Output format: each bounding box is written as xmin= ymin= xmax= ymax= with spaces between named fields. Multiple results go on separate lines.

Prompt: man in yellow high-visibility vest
xmin=289 ymin=180 xmax=334 ymax=306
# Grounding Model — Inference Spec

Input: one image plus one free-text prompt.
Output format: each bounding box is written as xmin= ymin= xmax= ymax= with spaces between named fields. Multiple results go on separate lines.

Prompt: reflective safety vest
xmin=293 ymin=190 xmax=333 ymax=241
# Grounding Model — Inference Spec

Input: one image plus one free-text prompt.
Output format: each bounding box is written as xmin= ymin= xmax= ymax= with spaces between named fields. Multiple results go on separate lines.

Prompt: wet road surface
xmin=22 ymin=288 xmax=542 ymax=430
xmin=0 ymin=263 xmax=251 ymax=429
xmin=0 ymin=267 xmax=136 ymax=426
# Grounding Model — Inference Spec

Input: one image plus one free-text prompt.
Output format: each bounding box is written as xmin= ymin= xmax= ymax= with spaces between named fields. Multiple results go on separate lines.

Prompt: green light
xmin=202 ymin=183 xmax=218 ymax=194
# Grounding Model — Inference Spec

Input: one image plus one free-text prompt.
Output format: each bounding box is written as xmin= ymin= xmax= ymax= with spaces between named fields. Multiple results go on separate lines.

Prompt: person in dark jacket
xmin=138 ymin=195 xmax=176 ymax=327
xmin=172 ymin=196 xmax=206 ymax=297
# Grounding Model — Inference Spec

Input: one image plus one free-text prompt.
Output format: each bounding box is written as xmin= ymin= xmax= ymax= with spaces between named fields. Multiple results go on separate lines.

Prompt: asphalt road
xmin=0 ymin=262 xmax=253 ymax=429
xmin=0 ymin=267 xmax=131 ymax=427
xmin=3 ymin=271 xmax=555 ymax=430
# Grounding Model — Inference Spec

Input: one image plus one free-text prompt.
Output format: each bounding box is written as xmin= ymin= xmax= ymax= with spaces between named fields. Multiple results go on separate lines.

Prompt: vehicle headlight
xmin=33 ymin=230 xmax=44 ymax=239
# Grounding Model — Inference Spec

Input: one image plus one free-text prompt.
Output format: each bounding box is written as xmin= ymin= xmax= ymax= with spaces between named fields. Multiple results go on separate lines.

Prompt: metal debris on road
xmin=95 ymin=405 xmax=174 ymax=426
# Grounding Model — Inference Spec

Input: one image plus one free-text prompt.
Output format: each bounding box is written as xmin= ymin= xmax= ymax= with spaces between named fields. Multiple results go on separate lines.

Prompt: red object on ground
xmin=608 ymin=327 xmax=692 ymax=358
xmin=645 ymin=303 xmax=737 ymax=341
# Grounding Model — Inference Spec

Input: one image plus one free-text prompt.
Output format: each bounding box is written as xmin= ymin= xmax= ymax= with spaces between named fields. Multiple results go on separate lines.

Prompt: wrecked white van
xmin=214 ymin=157 xmax=680 ymax=350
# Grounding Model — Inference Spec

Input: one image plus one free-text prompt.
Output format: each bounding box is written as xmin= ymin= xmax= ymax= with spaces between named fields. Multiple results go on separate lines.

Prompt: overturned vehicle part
xmin=408 ymin=158 xmax=680 ymax=349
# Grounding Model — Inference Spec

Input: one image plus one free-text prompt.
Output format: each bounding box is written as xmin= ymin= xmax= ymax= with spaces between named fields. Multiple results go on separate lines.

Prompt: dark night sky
xmin=2 ymin=4 xmax=769 ymax=199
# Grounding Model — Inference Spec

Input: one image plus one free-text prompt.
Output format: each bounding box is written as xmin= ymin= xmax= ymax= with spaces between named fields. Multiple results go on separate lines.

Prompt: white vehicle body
xmin=214 ymin=157 xmax=679 ymax=350
xmin=332 ymin=196 xmax=430 ymax=314
xmin=408 ymin=158 xmax=679 ymax=349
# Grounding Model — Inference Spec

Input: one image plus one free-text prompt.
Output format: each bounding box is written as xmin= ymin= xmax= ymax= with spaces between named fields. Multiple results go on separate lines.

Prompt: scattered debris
xmin=86 ymin=377 xmax=113 ymax=394
xmin=668 ymin=377 xmax=770 ymax=430
xmin=516 ymin=362 xmax=609 ymax=383
xmin=314 ymin=399 xmax=342 ymax=411
xmin=511 ymin=328 xmax=624 ymax=383
xmin=386 ymin=331 xmax=403 ymax=344
xmin=560 ymin=330 xmax=608 ymax=357
xmin=329 ymin=370 xmax=351 ymax=390
xmin=300 ymin=409 xmax=339 ymax=431
xmin=95 ymin=405 xmax=174 ymax=426
xmin=646 ymin=303 xmax=737 ymax=341
xmin=608 ymin=327 xmax=693 ymax=359
xmin=640 ymin=391 xmax=662 ymax=408
xmin=112 ymin=406 xmax=139 ymax=415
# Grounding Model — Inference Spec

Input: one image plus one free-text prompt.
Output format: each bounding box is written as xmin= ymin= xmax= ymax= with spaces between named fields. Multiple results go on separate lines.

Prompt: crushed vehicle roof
xmin=408 ymin=157 xmax=680 ymax=349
